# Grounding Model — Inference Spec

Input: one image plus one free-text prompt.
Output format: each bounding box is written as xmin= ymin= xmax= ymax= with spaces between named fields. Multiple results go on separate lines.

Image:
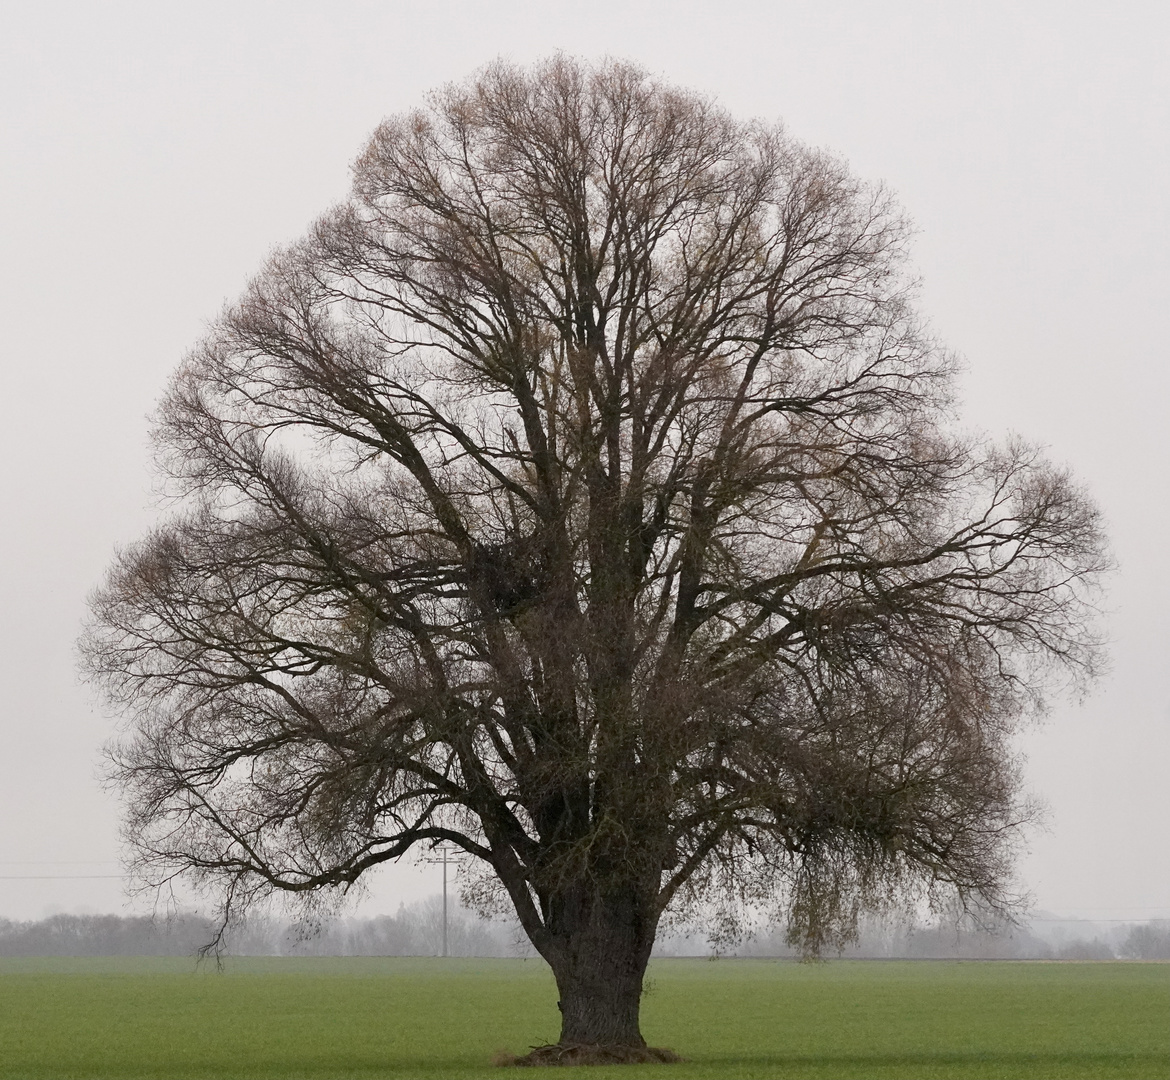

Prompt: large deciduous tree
xmin=84 ymin=57 xmax=1106 ymax=1059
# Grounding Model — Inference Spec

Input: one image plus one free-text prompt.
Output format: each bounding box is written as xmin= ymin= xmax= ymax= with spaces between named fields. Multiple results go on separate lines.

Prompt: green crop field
xmin=0 ymin=956 xmax=1166 ymax=1079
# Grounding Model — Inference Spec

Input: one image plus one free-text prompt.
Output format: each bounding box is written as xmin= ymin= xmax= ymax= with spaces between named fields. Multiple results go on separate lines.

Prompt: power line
xmin=0 ymin=875 xmax=126 ymax=880
xmin=1029 ymin=916 xmax=1169 ymax=924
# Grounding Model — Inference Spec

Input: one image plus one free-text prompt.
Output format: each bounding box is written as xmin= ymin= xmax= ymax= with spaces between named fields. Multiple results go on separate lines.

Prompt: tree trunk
xmin=545 ymin=885 xmax=658 ymax=1048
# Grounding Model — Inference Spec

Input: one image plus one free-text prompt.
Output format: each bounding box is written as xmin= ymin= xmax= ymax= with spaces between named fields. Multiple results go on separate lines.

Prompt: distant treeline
xmin=0 ymin=896 xmax=530 ymax=958
xmin=2 ymin=902 xmax=1167 ymax=960
xmin=725 ymin=918 xmax=1170 ymax=961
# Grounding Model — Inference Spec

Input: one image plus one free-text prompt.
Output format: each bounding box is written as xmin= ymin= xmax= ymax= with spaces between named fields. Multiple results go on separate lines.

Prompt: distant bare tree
xmin=1119 ymin=921 xmax=1170 ymax=960
xmin=83 ymin=57 xmax=1107 ymax=1059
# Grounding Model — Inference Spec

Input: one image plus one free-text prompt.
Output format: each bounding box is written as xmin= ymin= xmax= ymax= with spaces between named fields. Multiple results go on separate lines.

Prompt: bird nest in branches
xmin=496 ymin=1042 xmax=683 ymax=1067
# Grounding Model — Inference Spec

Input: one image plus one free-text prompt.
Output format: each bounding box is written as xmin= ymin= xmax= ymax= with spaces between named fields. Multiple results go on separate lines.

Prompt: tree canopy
xmin=84 ymin=56 xmax=1107 ymax=1054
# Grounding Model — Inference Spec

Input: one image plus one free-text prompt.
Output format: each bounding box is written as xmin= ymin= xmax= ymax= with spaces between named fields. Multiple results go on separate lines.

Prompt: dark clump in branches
xmin=83 ymin=56 xmax=1107 ymax=1056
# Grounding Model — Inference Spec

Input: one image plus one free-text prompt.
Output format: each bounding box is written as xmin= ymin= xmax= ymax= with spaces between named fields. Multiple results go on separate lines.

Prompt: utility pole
xmin=422 ymin=842 xmax=458 ymax=957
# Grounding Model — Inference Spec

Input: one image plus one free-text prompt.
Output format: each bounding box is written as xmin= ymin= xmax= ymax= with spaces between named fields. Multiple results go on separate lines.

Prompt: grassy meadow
xmin=0 ymin=956 xmax=1166 ymax=1079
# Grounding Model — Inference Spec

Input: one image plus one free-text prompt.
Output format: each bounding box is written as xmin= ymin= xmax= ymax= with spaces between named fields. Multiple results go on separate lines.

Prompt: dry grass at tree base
xmin=498 ymin=1043 xmax=683 ymax=1066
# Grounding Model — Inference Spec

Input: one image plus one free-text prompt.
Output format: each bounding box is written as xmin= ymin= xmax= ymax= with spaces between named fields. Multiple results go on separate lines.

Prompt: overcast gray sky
xmin=1 ymin=0 xmax=1167 ymax=924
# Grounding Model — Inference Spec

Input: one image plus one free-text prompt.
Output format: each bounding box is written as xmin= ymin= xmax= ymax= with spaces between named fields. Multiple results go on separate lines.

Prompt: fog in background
xmin=3 ymin=904 xmax=1169 ymax=962
xmin=1 ymin=1 xmax=1167 ymax=925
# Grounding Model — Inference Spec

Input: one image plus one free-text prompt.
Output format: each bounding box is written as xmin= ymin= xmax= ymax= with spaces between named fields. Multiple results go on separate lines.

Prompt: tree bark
xmin=545 ymin=885 xmax=658 ymax=1047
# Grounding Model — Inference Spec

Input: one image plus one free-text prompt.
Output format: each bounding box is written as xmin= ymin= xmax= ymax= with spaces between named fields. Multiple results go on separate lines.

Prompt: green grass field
xmin=0 ymin=956 xmax=1166 ymax=1079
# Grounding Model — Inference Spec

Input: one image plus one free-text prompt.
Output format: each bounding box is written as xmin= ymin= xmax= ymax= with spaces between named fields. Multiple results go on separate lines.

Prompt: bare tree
xmin=83 ymin=57 xmax=1107 ymax=1059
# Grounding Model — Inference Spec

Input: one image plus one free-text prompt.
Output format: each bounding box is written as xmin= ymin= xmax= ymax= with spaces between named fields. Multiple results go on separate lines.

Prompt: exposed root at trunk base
xmin=498 ymin=1043 xmax=683 ymax=1067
